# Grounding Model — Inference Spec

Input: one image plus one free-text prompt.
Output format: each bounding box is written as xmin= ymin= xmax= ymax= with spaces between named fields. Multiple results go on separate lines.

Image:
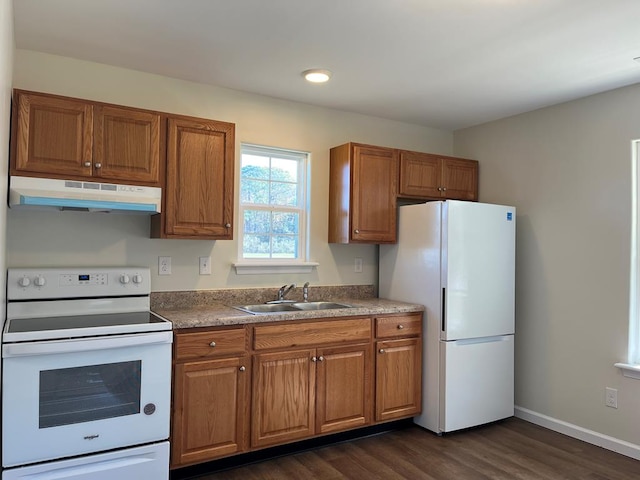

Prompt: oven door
xmin=2 ymin=331 xmax=172 ymax=468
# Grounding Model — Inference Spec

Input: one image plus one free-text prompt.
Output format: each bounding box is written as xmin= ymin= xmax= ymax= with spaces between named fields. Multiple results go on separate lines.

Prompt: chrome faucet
xmin=277 ymin=283 xmax=296 ymax=302
xmin=303 ymin=282 xmax=310 ymax=302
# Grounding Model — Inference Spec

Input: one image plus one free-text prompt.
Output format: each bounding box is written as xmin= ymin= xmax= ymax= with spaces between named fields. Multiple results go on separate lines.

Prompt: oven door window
xmin=39 ymin=361 xmax=142 ymax=428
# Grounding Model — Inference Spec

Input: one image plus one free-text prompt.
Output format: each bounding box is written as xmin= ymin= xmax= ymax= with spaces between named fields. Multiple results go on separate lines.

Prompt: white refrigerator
xmin=379 ymin=200 xmax=515 ymax=433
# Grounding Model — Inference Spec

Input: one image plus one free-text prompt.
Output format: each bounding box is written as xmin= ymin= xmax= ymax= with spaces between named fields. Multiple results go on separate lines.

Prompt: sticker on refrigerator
xmin=506 ymin=212 xmax=513 ymax=221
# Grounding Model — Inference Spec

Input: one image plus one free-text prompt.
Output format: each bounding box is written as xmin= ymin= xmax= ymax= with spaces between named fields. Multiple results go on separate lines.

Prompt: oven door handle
xmin=2 ymin=331 xmax=173 ymax=357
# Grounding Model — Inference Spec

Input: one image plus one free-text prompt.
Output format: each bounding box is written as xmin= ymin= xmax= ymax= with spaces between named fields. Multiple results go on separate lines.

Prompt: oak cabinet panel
xmin=13 ymin=90 xmax=93 ymax=178
xmin=399 ymin=150 xmax=478 ymax=201
xmin=251 ymin=349 xmax=316 ymax=448
xmin=12 ymin=90 xmax=161 ymax=186
xmin=329 ymin=143 xmax=398 ymax=244
xmin=155 ymin=116 xmax=234 ymax=239
xmin=375 ymin=337 xmax=422 ymax=422
xmin=94 ymin=105 xmax=161 ymax=184
xmin=316 ymin=343 xmax=372 ymax=434
xmin=171 ymin=356 xmax=250 ymax=467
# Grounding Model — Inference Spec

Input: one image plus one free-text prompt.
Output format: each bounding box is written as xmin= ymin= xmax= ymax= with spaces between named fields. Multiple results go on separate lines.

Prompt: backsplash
xmin=150 ymin=284 xmax=376 ymax=310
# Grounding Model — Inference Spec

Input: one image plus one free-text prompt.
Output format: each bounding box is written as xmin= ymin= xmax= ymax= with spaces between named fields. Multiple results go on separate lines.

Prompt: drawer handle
xmin=239 ymin=366 xmax=246 ymax=372
xmin=379 ymin=348 xmax=385 ymax=354
xmin=397 ymin=324 xmax=404 ymax=330
xmin=209 ymin=341 xmax=216 ymax=348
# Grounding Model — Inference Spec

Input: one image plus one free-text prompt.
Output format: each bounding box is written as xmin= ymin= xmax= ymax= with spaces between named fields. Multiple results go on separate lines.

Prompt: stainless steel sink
xmin=234 ymin=303 xmax=300 ymax=314
xmin=233 ymin=301 xmax=355 ymax=314
xmin=291 ymin=301 xmax=353 ymax=311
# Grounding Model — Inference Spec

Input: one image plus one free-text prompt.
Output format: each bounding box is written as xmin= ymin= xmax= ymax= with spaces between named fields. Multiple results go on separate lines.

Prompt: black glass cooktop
xmin=7 ymin=312 xmax=168 ymax=333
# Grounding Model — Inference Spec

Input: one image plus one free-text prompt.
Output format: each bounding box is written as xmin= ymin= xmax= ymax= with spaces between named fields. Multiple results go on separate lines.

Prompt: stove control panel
xmin=7 ymin=267 xmax=151 ymax=300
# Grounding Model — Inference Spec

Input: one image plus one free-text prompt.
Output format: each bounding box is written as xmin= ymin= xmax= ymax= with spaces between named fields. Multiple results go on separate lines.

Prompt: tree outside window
xmin=239 ymin=145 xmax=308 ymax=261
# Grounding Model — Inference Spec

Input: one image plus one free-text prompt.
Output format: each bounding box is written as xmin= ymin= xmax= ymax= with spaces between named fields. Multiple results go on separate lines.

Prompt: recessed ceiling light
xmin=302 ymin=69 xmax=332 ymax=83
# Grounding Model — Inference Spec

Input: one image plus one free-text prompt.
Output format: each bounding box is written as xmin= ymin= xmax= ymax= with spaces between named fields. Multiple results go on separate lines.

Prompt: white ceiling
xmin=12 ymin=0 xmax=640 ymax=130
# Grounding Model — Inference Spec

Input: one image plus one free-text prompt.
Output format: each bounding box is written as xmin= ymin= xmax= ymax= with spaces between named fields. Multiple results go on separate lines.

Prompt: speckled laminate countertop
xmin=154 ymin=297 xmax=424 ymax=330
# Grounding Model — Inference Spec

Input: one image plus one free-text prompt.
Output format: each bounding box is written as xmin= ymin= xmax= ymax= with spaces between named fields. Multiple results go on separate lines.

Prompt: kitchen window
xmin=234 ymin=144 xmax=317 ymax=274
xmin=619 ymin=139 xmax=640 ymax=379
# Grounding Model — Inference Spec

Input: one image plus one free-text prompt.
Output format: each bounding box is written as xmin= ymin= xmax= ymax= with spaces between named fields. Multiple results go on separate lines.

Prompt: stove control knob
xmin=132 ymin=274 xmax=143 ymax=284
xmin=18 ymin=276 xmax=30 ymax=287
xmin=119 ymin=274 xmax=131 ymax=284
xmin=34 ymin=275 xmax=46 ymax=287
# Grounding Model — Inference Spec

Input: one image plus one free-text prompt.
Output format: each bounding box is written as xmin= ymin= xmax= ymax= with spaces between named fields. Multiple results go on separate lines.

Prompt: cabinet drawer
xmin=175 ymin=328 xmax=247 ymax=361
xmin=254 ymin=317 xmax=372 ymax=350
xmin=375 ymin=313 xmax=422 ymax=338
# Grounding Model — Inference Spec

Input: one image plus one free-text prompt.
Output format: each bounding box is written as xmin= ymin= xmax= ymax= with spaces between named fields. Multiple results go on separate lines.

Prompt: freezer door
xmin=442 ymin=201 xmax=515 ymax=340
xmin=439 ymin=335 xmax=514 ymax=432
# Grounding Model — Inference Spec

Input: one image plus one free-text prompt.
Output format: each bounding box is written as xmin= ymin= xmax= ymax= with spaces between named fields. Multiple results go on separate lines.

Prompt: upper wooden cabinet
xmin=11 ymin=90 xmax=161 ymax=186
xmin=152 ymin=116 xmax=235 ymax=240
xmin=329 ymin=143 xmax=398 ymax=244
xmin=398 ymin=150 xmax=478 ymax=201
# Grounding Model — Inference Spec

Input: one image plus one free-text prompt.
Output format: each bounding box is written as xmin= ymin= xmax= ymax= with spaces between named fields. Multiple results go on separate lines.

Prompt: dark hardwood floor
xmin=189 ymin=418 xmax=640 ymax=480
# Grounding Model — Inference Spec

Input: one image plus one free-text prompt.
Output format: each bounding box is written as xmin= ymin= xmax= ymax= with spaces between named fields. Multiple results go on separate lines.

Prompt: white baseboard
xmin=515 ymin=406 xmax=640 ymax=461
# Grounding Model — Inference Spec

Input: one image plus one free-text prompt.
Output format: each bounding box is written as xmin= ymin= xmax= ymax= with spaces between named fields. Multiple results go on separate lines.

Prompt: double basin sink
xmin=234 ymin=301 xmax=354 ymax=315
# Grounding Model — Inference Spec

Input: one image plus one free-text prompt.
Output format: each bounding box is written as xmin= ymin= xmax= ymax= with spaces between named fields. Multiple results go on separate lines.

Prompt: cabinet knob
xmin=84 ymin=161 xmax=92 ymax=167
xmin=442 ymin=187 xmax=447 ymax=191
xmin=209 ymin=341 xmax=216 ymax=348
xmin=397 ymin=324 xmax=404 ymax=330
xmin=94 ymin=163 xmax=102 ymax=168
xmin=225 ymin=223 xmax=231 ymax=228
xmin=354 ymin=229 xmax=360 ymax=234
xmin=239 ymin=366 xmax=246 ymax=372
xmin=318 ymin=356 xmax=324 ymax=362
xmin=311 ymin=356 xmax=317 ymax=362
xmin=379 ymin=348 xmax=385 ymax=354
xmin=437 ymin=187 xmax=442 ymax=191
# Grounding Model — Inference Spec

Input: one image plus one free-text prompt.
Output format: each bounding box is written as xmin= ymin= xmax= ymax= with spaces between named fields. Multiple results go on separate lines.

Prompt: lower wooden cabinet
xmin=171 ymin=312 xmax=421 ymax=469
xmin=375 ymin=338 xmax=422 ymax=422
xmin=172 ymin=356 xmax=250 ymax=467
xmin=316 ymin=343 xmax=372 ymax=434
xmin=251 ymin=349 xmax=316 ymax=448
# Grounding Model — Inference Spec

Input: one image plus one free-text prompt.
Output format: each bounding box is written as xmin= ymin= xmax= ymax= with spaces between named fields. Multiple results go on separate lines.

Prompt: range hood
xmin=9 ymin=176 xmax=161 ymax=214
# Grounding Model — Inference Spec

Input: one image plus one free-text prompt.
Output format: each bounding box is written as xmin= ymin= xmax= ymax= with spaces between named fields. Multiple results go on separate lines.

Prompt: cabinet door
xmin=398 ymin=150 xmax=441 ymax=199
xmin=171 ymin=356 xmax=249 ymax=467
xmin=94 ymin=105 xmax=161 ymax=185
xmin=442 ymin=158 xmax=478 ymax=201
xmin=351 ymin=144 xmax=398 ymax=243
xmin=251 ymin=349 xmax=316 ymax=448
xmin=316 ymin=343 xmax=372 ymax=434
xmin=13 ymin=91 xmax=93 ymax=177
xmin=375 ymin=338 xmax=422 ymax=422
xmin=165 ymin=117 xmax=235 ymax=239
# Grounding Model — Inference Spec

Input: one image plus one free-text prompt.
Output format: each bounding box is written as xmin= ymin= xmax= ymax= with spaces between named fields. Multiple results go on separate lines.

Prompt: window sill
xmin=233 ymin=261 xmax=319 ymax=275
xmin=614 ymin=363 xmax=640 ymax=380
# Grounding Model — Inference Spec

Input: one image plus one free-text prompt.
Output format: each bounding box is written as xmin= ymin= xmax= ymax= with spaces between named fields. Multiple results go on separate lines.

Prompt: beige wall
xmin=0 ymin=0 xmax=13 ymax=320
xmin=10 ymin=49 xmax=453 ymax=292
xmin=454 ymin=83 xmax=640 ymax=447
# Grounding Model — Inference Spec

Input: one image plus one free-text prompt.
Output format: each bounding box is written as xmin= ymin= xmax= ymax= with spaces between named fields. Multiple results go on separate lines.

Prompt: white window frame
xmin=617 ymin=139 xmax=640 ymax=378
xmin=233 ymin=143 xmax=317 ymax=275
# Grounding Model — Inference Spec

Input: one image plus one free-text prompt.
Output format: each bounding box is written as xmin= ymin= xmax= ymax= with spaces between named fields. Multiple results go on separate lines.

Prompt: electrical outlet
xmin=605 ymin=387 xmax=618 ymax=408
xmin=354 ymin=257 xmax=363 ymax=273
xmin=158 ymin=256 xmax=172 ymax=275
xmin=199 ymin=256 xmax=212 ymax=275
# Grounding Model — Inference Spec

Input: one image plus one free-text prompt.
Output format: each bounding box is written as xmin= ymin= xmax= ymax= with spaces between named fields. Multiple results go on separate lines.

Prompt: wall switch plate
xmin=605 ymin=387 xmax=618 ymax=408
xmin=354 ymin=257 xmax=363 ymax=273
xmin=158 ymin=256 xmax=172 ymax=275
xmin=199 ymin=256 xmax=212 ymax=275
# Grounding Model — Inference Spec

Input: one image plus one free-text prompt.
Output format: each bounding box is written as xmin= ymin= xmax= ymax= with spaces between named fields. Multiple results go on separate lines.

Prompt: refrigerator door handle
xmin=453 ymin=335 xmax=512 ymax=346
xmin=441 ymin=287 xmax=446 ymax=333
